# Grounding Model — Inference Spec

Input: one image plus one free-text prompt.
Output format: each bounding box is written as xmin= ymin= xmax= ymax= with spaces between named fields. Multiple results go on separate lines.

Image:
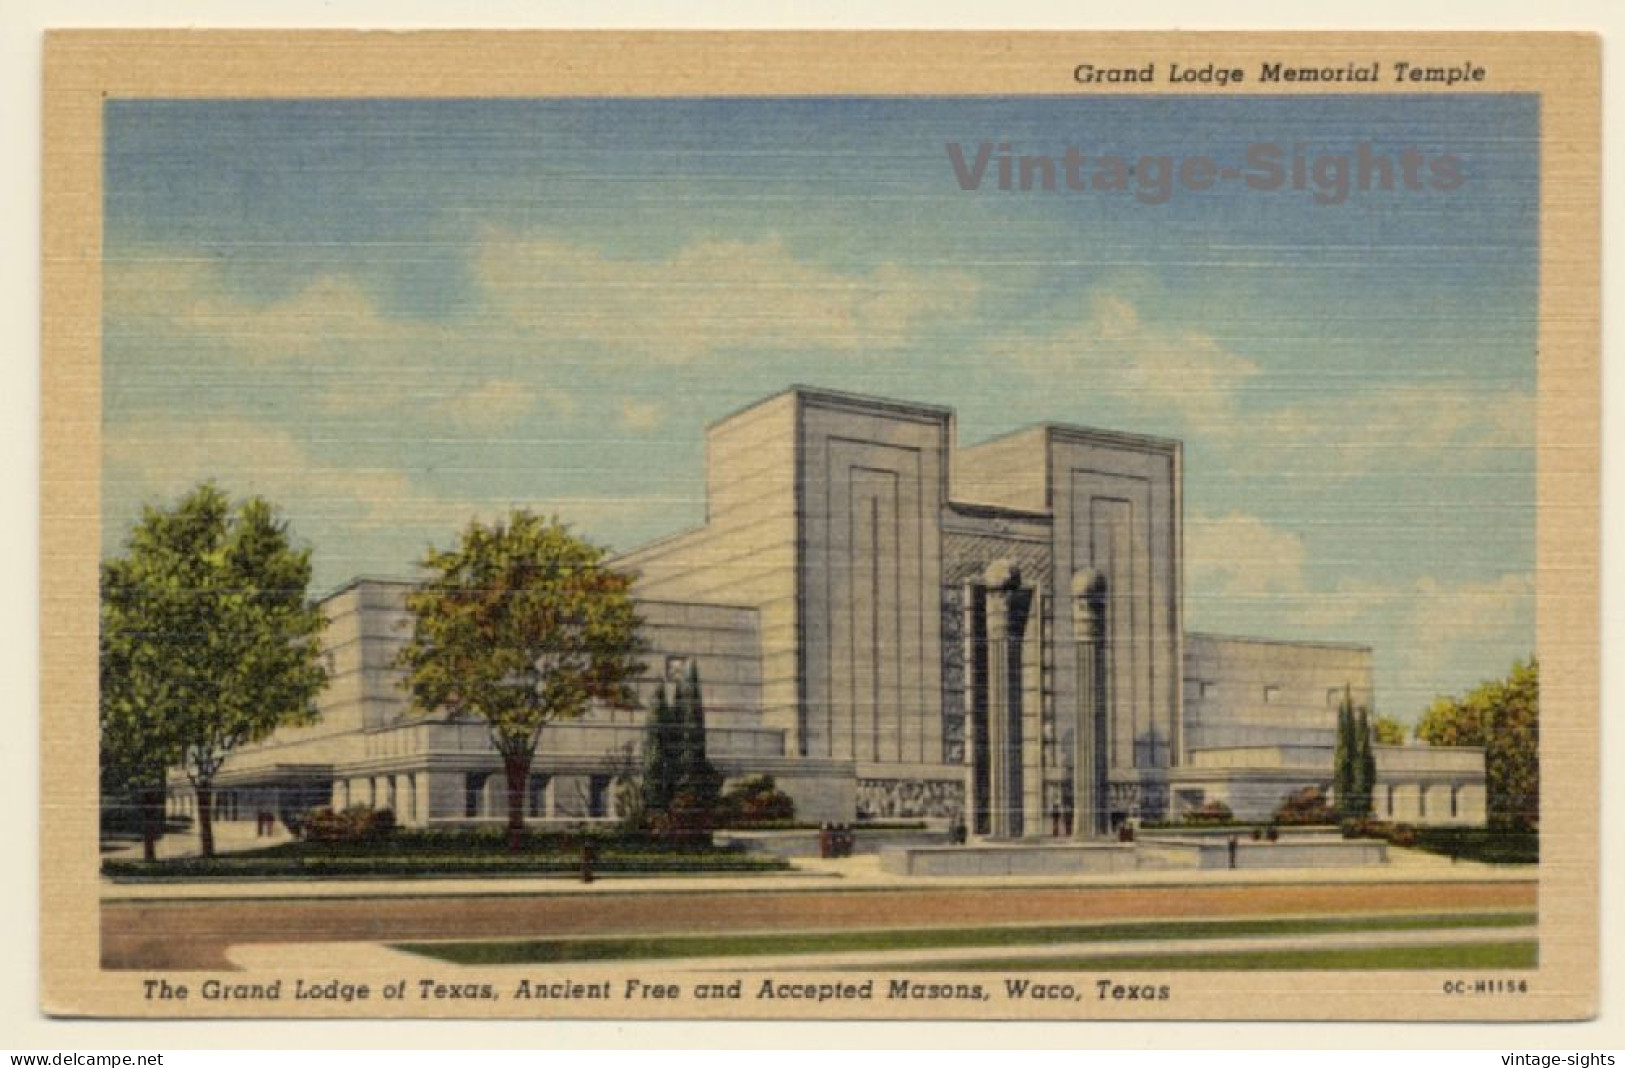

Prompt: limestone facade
xmin=171 ymin=387 xmax=1486 ymax=833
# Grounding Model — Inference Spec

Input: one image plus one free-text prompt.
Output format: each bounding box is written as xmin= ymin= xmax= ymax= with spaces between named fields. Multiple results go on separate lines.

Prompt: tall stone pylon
xmin=983 ymin=560 xmax=1032 ymax=838
xmin=1072 ymin=569 xmax=1108 ymax=839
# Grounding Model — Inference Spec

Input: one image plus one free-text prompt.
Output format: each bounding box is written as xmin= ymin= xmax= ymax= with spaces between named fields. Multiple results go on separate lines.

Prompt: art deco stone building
xmin=177 ymin=387 xmax=1487 ymax=834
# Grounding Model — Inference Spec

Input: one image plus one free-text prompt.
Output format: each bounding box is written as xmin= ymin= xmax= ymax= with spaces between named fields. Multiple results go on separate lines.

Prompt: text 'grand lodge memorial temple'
xmin=185 ymin=387 xmax=1488 ymax=836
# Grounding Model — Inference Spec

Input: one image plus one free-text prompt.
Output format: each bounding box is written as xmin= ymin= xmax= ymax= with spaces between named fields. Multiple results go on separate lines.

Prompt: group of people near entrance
xmin=818 ymin=823 xmax=856 ymax=858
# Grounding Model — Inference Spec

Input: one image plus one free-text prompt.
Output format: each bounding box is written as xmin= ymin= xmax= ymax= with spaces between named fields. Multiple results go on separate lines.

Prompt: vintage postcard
xmin=40 ymin=31 xmax=1599 ymax=1021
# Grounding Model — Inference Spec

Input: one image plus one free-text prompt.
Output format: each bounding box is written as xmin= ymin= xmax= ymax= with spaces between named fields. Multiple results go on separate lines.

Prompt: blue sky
xmin=101 ymin=94 xmax=1538 ymax=720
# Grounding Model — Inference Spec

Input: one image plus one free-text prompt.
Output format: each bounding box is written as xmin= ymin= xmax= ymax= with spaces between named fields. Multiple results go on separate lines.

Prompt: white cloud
xmin=104 ymin=257 xmax=438 ymax=364
xmin=1244 ymin=385 xmax=1535 ymax=476
xmin=106 ymin=255 xmax=592 ymax=434
xmin=102 ymin=415 xmax=680 ymax=557
xmin=618 ymin=400 xmax=665 ymax=433
xmin=1400 ymin=572 xmax=1536 ymax=698
xmin=103 ymin=415 xmax=485 ymax=534
xmin=1185 ymin=510 xmax=1308 ymax=598
xmin=985 ymin=290 xmax=1531 ymax=484
xmin=474 ymin=231 xmax=981 ymax=363
xmin=432 ymin=378 xmax=570 ymax=430
xmin=1183 ymin=506 xmax=1533 ymax=715
xmin=998 ymin=292 xmax=1261 ymax=437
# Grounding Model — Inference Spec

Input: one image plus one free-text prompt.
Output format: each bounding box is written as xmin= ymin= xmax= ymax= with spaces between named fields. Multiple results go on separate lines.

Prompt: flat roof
xmin=705 ymin=384 xmax=955 ymax=434
xmin=1185 ymin=631 xmax=1374 ymax=654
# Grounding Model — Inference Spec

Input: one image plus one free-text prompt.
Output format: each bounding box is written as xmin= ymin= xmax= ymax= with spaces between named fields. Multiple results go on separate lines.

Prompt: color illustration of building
xmin=174 ymin=387 xmax=1487 ymax=834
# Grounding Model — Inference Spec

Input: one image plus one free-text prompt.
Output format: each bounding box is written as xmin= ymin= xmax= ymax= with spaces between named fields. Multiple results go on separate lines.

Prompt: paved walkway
xmin=101 ymin=843 xmax=1533 ymax=903
xmin=102 ymin=876 xmax=1535 ymax=970
xmin=102 ymin=821 xmax=296 ymax=862
xmin=227 ymin=921 xmax=1532 ymax=975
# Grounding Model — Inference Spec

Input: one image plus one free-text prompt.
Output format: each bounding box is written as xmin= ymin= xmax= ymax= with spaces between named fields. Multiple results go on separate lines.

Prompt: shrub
xmin=1340 ymin=818 xmax=1417 ymax=848
xmin=304 ymin=805 xmax=397 ymax=844
xmin=647 ymin=790 xmax=716 ymax=850
xmin=717 ymin=775 xmax=797 ymax=827
xmin=1412 ymin=826 xmax=1538 ymax=865
xmin=103 ymin=850 xmax=789 ymax=880
xmin=1182 ymin=799 xmax=1234 ymax=825
xmin=1274 ymin=786 xmax=1338 ymax=826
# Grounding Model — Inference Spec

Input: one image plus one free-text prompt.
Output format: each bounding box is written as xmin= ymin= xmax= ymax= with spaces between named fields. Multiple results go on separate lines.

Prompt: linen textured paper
xmin=40 ymin=30 xmax=1599 ymax=1020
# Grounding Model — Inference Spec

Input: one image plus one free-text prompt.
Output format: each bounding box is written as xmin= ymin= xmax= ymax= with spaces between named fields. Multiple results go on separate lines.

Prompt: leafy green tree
xmin=100 ymin=483 xmax=328 ymax=859
xmin=1416 ymin=658 xmax=1539 ymax=830
xmin=1372 ymin=714 xmax=1407 ymax=746
xmin=100 ymin=625 xmax=179 ymax=861
xmin=399 ymin=510 xmax=644 ymax=852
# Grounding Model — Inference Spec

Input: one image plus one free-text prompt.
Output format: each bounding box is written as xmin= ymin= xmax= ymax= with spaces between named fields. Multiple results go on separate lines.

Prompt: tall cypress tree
xmin=1352 ymin=707 xmax=1377 ymax=819
xmin=640 ymin=683 xmax=680 ymax=817
xmin=1333 ymin=684 xmax=1356 ymax=820
xmin=676 ymin=663 xmax=722 ymax=808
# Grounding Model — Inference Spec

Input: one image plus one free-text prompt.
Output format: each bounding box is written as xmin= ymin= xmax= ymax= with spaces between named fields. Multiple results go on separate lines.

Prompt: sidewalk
xmin=101 ymin=820 xmax=296 ymax=862
xmin=102 ymin=843 xmax=1534 ymax=903
xmin=226 ymin=921 xmax=1534 ymax=975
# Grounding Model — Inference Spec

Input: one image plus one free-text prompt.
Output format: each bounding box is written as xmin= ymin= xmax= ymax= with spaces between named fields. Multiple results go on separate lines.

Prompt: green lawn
xmin=396 ymin=910 xmax=1535 ymax=966
xmin=1410 ymin=827 xmax=1539 ymax=865
xmin=905 ymin=941 xmax=1537 ymax=971
xmin=102 ymin=830 xmax=789 ymax=880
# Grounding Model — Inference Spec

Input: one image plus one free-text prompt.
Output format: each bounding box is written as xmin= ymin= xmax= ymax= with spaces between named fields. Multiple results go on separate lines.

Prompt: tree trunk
xmin=502 ymin=752 xmax=533 ymax=854
xmin=196 ymin=783 xmax=216 ymax=859
xmin=138 ymin=785 xmax=163 ymax=863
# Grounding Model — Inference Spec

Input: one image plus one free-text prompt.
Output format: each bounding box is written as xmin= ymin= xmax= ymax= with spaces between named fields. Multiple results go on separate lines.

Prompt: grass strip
xmin=104 ymin=852 xmax=788 ymax=880
xmin=1410 ymin=828 xmax=1539 ymax=865
xmin=901 ymin=940 xmax=1538 ymax=971
xmin=395 ymin=910 xmax=1535 ymax=965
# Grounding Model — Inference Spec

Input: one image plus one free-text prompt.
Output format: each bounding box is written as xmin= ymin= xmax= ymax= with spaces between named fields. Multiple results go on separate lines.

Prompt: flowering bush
xmin=717 ymin=775 xmax=797 ymax=827
xmin=304 ymin=805 xmax=397 ymax=843
xmin=1182 ymin=799 xmax=1235 ymax=825
xmin=1273 ymin=786 xmax=1339 ymax=826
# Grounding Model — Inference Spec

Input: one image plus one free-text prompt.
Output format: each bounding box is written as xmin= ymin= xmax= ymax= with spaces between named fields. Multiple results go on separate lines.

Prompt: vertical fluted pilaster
xmin=983 ymin=561 xmax=1032 ymax=838
xmin=1072 ymin=569 xmax=1107 ymax=839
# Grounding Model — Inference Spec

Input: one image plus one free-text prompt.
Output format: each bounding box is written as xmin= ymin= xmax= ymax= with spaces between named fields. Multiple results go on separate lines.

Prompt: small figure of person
xmin=1227 ymin=834 xmax=1239 ymax=870
xmin=580 ymin=840 xmax=598 ymax=884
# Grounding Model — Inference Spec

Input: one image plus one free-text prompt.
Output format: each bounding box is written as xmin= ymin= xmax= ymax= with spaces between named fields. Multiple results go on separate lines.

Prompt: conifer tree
xmin=1333 ymin=684 xmax=1356 ymax=820
xmin=1352 ymin=707 xmax=1377 ymax=819
xmin=675 ymin=662 xmax=722 ymax=809
xmin=640 ymin=683 xmax=681 ymax=818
